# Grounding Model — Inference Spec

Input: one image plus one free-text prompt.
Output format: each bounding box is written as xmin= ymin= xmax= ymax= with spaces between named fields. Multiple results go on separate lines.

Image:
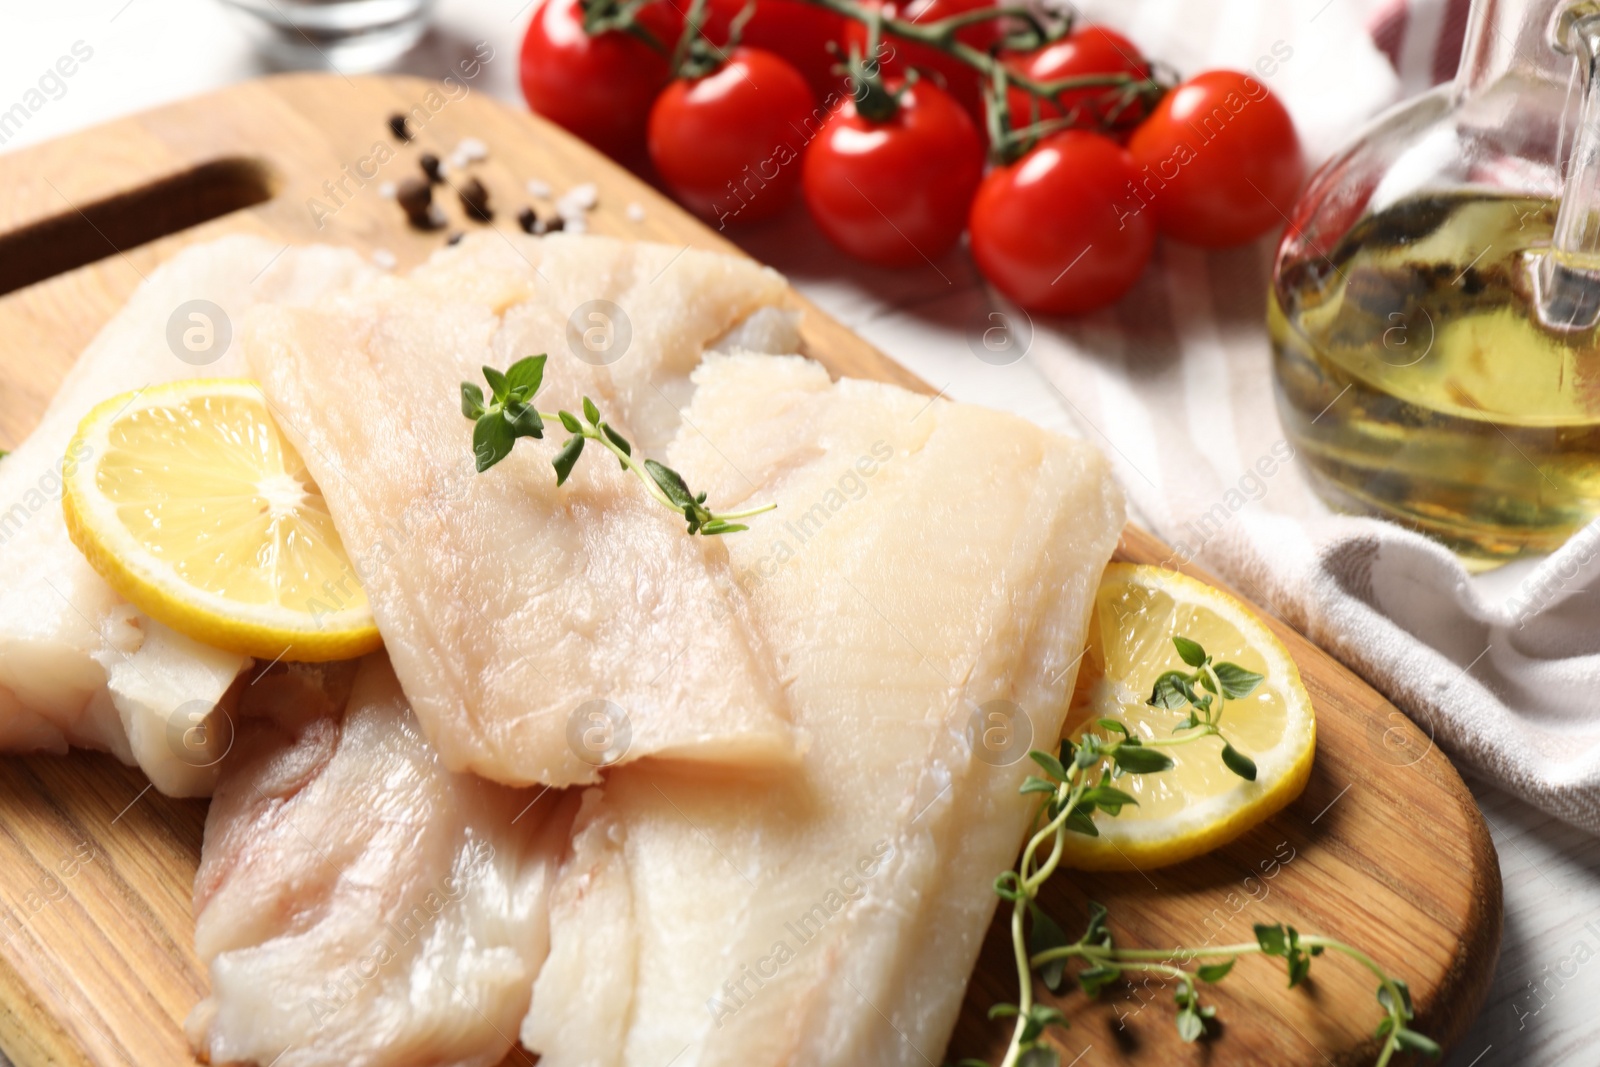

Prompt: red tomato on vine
xmin=968 ymin=130 xmax=1155 ymax=315
xmin=1004 ymin=25 xmax=1150 ymax=133
xmin=1127 ymin=70 xmax=1304 ymax=247
xmin=519 ymin=0 xmax=682 ymax=161
xmin=802 ymin=78 xmax=983 ymax=267
xmin=648 ymin=47 xmax=817 ymax=225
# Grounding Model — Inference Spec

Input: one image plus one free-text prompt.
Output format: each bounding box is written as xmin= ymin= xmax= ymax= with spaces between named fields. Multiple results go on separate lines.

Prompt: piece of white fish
xmin=523 ymin=353 xmax=1125 ymax=1067
xmin=0 ymin=235 xmax=375 ymax=796
xmin=245 ymin=234 xmax=802 ymax=788
xmin=187 ymin=653 xmax=576 ymax=1067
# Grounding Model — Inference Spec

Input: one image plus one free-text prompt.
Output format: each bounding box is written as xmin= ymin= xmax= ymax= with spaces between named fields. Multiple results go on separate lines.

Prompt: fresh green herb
xmin=1145 ymin=637 xmax=1264 ymax=780
xmin=958 ymin=636 xmax=1432 ymax=1067
xmin=462 ymin=356 xmax=775 ymax=536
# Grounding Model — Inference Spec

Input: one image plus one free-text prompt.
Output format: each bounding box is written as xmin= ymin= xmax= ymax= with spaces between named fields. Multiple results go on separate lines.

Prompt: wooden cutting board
xmin=0 ymin=74 xmax=1499 ymax=1067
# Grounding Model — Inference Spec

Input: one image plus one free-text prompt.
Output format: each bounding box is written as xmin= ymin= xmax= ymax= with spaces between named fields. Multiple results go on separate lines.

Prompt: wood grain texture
xmin=0 ymin=74 xmax=1499 ymax=1067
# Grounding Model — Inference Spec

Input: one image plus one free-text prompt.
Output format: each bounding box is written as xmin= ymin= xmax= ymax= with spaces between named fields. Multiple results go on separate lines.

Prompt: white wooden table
xmin=2 ymin=3 xmax=1595 ymax=1066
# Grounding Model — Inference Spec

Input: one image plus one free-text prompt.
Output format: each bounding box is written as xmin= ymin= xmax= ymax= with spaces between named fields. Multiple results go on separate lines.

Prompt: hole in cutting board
xmin=0 ymin=157 xmax=278 ymax=298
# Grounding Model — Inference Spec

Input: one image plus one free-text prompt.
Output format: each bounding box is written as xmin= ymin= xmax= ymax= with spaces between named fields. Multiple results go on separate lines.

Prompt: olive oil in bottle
xmin=1271 ymin=191 xmax=1600 ymax=568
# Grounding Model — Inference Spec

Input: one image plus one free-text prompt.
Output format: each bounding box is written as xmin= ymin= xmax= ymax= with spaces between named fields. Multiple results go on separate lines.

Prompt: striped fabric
xmin=1369 ymin=0 xmax=1472 ymax=92
xmin=1025 ymin=0 xmax=1600 ymax=833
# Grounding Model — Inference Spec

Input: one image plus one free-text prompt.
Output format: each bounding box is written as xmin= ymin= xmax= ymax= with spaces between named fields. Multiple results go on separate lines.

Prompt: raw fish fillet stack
xmin=246 ymin=235 xmax=803 ymax=787
xmin=3 ymin=232 xmax=1123 ymax=1067
xmin=187 ymin=654 xmax=577 ymax=1067
xmin=0 ymin=236 xmax=375 ymax=796
xmin=173 ymin=234 xmax=814 ymax=1067
xmin=524 ymin=354 xmax=1124 ymax=1066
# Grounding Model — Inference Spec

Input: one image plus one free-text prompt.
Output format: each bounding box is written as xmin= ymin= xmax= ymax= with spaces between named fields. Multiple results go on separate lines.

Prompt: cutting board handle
xmin=0 ymin=157 xmax=278 ymax=298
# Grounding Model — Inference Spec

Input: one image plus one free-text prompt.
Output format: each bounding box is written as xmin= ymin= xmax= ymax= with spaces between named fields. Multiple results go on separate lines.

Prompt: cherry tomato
xmin=1004 ymin=26 xmax=1149 ymax=133
xmin=968 ymin=130 xmax=1154 ymax=315
xmin=802 ymin=79 xmax=983 ymax=267
xmin=704 ymin=0 xmax=849 ymax=101
xmin=842 ymin=0 xmax=1000 ymax=130
xmin=1127 ymin=70 xmax=1304 ymax=247
xmin=520 ymin=0 xmax=682 ymax=161
xmin=648 ymin=48 xmax=817 ymax=225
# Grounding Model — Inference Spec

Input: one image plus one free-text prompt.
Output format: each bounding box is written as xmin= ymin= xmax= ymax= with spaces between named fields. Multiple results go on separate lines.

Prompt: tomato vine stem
xmin=583 ymin=0 xmax=1173 ymax=160
xmin=795 ymin=0 xmax=1171 ymax=158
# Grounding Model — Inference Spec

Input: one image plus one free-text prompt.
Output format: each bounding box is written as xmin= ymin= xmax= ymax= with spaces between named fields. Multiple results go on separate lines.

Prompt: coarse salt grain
xmin=372 ymin=249 xmax=398 ymax=269
xmin=378 ymin=181 xmax=397 ymax=199
xmin=526 ymin=179 xmax=551 ymax=198
xmin=625 ymin=202 xmax=645 ymax=222
xmin=564 ymin=216 xmax=589 ymax=235
xmin=456 ymin=137 xmax=488 ymax=162
xmin=557 ymin=183 xmax=599 ymax=217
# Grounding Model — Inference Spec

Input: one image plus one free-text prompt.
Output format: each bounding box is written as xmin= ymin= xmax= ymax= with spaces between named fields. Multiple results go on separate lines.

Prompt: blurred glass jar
xmin=1271 ymin=0 xmax=1600 ymax=569
xmin=218 ymin=0 xmax=437 ymax=72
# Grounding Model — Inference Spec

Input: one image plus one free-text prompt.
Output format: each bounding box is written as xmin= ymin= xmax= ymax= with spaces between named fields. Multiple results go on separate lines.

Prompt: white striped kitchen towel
xmin=1032 ymin=0 xmax=1600 ymax=833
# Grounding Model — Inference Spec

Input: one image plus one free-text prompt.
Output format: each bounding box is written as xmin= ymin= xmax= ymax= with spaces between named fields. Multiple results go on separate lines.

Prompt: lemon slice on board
xmin=1059 ymin=563 xmax=1316 ymax=871
xmin=62 ymin=379 xmax=379 ymax=663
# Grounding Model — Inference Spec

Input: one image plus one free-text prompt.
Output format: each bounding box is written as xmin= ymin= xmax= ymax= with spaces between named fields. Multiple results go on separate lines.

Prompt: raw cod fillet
xmin=188 ymin=653 xmax=577 ymax=1067
xmin=0 ymin=235 xmax=375 ymax=796
xmin=245 ymin=234 xmax=802 ymax=788
xmin=523 ymin=354 xmax=1125 ymax=1066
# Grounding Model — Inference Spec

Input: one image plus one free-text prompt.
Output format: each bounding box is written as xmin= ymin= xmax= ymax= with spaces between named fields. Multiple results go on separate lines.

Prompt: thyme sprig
xmin=960 ymin=636 xmax=1436 ymax=1067
xmin=461 ymin=356 xmax=775 ymax=536
xmin=1147 ymin=635 xmax=1263 ymax=781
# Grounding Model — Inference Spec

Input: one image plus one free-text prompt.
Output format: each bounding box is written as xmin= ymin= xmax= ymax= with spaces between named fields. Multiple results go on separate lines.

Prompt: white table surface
xmin=2 ymin=3 xmax=1596 ymax=1066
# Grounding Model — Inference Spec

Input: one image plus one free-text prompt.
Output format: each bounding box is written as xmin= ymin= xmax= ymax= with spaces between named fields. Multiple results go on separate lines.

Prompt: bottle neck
xmin=1454 ymin=0 xmax=1582 ymax=96
xmin=1513 ymin=1 xmax=1600 ymax=328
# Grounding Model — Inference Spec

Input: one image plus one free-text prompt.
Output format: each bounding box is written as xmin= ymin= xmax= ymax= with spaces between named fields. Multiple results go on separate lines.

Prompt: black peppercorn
xmin=544 ymin=215 xmax=565 ymax=234
xmin=396 ymin=177 xmax=441 ymax=230
xmin=420 ymin=152 xmax=443 ymax=184
xmin=459 ymin=177 xmax=493 ymax=222
xmin=447 ymin=232 xmax=465 ymax=246
xmin=387 ymin=113 xmax=412 ymax=142
xmin=516 ymin=206 xmax=539 ymax=234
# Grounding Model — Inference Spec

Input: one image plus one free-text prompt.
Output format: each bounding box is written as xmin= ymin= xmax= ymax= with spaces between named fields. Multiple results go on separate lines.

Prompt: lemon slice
xmin=62 ymin=380 xmax=379 ymax=663
xmin=1059 ymin=563 xmax=1315 ymax=871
